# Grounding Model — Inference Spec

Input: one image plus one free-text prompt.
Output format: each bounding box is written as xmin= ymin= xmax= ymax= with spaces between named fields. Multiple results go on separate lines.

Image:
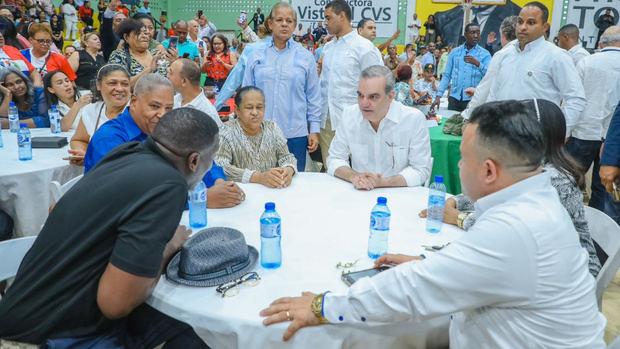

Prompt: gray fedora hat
xmin=166 ymin=227 xmax=258 ymax=287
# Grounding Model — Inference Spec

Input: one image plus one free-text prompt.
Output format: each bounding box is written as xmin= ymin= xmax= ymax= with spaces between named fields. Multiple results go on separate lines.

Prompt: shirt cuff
xmin=399 ymin=167 xmax=423 ymax=187
xmin=242 ymin=169 xmax=255 ymax=184
xmin=327 ymin=160 xmax=350 ymax=177
xmin=309 ymin=121 xmax=321 ymax=134
xmin=323 ymin=292 xmax=367 ymax=324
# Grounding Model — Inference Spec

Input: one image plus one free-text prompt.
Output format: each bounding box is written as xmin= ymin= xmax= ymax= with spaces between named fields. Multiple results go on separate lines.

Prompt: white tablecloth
xmin=149 ymin=173 xmax=463 ymax=349
xmin=0 ymin=129 xmax=82 ymax=237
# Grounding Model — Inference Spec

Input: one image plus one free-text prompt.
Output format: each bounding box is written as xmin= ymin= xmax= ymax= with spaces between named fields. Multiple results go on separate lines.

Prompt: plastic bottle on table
xmin=17 ymin=124 xmax=32 ymax=161
xmin=426 ymin=175 xmax=446 ymax=233
xmin=368 ymin=196 xmax=390 ymax=259
xmin=189 ymin=181 xmax=207 ymax=228
xmin=49 ymin=105 xmax=61 ymax=134
xmin=260 ymin=202 xmax=281 ymax=269
xmin=8 ymin=102 xmax=19 ymax=133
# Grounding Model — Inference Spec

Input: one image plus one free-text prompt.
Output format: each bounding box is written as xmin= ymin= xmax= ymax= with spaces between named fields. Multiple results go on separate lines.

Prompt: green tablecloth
xmin=429 ymin=124 xmax=462 ymax=195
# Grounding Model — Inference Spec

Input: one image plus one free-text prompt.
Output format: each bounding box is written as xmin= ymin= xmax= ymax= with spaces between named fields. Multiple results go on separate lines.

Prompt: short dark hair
xmin=92 ymin=64 xmax=130 ymax=102
xmin=43 ymin=70 xmax=79 ymax=108
xmin=357 ymin=18 xmax=373 ymax=30
xmin=523 ymin=1 xmax=549 ymax=23
xmin=152 ymin=107 xmax=219 ymax=155
xmin=325 ymin=0 xmax=352 ymax=21
xmin=116 ymin=18 xmax=145 ymax=47
xmin=558 ymin=23 xmax=579 ymax=39
xmin=469 ymin=100 xmax=544 ymax=171
xmin=133 ymin=12 xmax=154 ymax=25
xmin=523 ymin=99 xmax=585 ymax=188
xmin=177 ymin=58 xmax=201 ymax=86
xmin=464 ymin=23 xmax=480 ymax=33
xmin=234 ymin=86 xmax=264 ymax=107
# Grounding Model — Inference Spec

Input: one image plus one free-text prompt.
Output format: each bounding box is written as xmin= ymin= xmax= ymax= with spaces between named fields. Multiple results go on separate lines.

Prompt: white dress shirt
xmin=482 ymin=36 xmax=586 ymax=137
xmin=323 ymin=172 xmax=606 ymax=348
xmin=573 ymin=47 xmax=620 ymax=141
xmin=320 ymin=30 xmax=383 ymax=131
xmin=174 ymin=92 xmax=222 ymax=128
xmin=326 ymin=101 xmax=431 ymax=186
xmin=568 ymin=43 xmax=591 ymax=66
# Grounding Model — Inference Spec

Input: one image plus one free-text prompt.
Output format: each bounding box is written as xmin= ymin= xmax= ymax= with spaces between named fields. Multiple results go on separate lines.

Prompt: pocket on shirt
xmin=394 ymin=146 xmax=409 ymax=170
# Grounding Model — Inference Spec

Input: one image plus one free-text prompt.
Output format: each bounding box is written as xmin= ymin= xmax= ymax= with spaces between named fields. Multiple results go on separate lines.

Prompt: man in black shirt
xmin=595 ymin=9 xmax=615 ymax=48
xmin=0 ymin=107 xmax=218 ymax=348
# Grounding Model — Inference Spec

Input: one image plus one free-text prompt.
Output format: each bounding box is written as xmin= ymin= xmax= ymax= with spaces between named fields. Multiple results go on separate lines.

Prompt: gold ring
xmin=286 ymin=311 xmax=291 ymax=321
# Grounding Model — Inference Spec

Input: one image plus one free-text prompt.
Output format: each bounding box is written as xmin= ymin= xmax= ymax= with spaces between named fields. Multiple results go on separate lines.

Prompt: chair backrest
xmin=0 ymin=236 xmax=36 ymax=282
xmin=49 ymin=175 xmax=83 ymax=206
xmin=585 ymin=206 xmax=620 ymax=310
xmin=424 ymin=157 xmax=435 ymax=188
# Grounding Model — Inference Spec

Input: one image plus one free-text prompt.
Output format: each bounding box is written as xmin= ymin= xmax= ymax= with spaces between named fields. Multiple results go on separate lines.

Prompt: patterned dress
xmin=215 ymin=119 xmax=297 ymax=183
xmin=107 ymin=47 xmax=168 ymax=77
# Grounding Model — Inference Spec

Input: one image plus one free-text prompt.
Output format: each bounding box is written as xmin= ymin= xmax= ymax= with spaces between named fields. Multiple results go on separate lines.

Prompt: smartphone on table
xmin=341 ymin=266 xmax=391 ymax=286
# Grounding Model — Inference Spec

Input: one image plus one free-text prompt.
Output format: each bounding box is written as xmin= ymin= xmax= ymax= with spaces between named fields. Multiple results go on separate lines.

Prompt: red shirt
xmin=78 ymin=6 xmax=93 ymax=19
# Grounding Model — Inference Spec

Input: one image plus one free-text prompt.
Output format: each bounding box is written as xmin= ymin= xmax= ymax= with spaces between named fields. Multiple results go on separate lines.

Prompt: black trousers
xmin=448 ymin=96 xmax=469 ymax=112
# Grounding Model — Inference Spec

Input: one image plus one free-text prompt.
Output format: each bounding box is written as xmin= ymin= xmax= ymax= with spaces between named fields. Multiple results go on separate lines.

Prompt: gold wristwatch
xmin=311 ymin=293 xmax=329 ymax=324
xmin=457 ymin=212 xmax=470 ymax=229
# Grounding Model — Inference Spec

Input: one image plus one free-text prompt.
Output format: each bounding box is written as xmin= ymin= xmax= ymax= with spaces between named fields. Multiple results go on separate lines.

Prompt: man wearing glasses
xmin=20 ymin=23 xmax=77 ymax=81
xmin=326 ymin=65 xmax=431 ymax=190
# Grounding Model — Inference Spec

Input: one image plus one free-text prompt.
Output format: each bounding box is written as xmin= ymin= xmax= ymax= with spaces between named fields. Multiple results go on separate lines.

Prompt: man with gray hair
xmin=568 ymin=26 xmax=620 ymax=211
xmin=485 ymin=15 xmax=517 ymax=55
xmin=558 ymin=24 xmax=590 ymax=65
xmin=327 ymin=65 xmax=431 ymax=189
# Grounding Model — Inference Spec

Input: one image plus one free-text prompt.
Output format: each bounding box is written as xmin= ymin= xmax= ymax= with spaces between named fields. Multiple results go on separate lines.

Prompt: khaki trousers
xmin=319 ymin=115 xmax=336 ymax=170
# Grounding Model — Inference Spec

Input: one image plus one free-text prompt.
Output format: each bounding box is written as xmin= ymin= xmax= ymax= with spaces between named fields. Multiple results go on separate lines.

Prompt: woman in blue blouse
xmin=0 ymin=66 xmax=49 ymax=128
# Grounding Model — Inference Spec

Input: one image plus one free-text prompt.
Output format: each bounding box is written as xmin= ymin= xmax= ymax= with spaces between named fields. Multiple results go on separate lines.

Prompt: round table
xmin=0 ymin=129 xmax=82 ymax=237
xmin=149 ymin=173 xmax=463 ymax=349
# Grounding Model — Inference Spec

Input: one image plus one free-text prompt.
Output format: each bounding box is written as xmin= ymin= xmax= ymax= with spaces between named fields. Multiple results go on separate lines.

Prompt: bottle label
xmin=428 ymin=194 xmax=444 ymax=207
xmin=370 ymin=215 xmax=390 ymax=230
xmin=17 ymin=133 xmax=30 ymax=144
xmin=191 ymin=189 xmax=206 ymax=202
xmin=261 ymin=223 xmax=281 ymax=238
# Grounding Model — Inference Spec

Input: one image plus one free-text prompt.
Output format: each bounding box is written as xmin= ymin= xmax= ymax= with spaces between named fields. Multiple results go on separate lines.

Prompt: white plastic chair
xmin=0 ymin=236 xmax=36 ymax=282
xmin=50 ymin=174 xmax=83 ymax=206
xmin=585 ymin=206 xmax=620 ymax=310
xmin=424 ymin=157 xmax=435 ymax=188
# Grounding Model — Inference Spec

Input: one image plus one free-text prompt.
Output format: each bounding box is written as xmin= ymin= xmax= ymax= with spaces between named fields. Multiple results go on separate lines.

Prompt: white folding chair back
xmin=50 ymin=175 xmax=83 ymax=206
xmin=0 ymin=236 xmax=36 ymax=282
xmin=424 ymin=157 xmax=435 ymax=188
xmin=585 ymin=206 xmax=620 ymax=310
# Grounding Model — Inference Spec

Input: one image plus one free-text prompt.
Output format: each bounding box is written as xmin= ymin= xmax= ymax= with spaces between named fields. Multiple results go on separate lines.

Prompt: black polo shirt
xmin=0 ymin=137 xmax=188 ymax=344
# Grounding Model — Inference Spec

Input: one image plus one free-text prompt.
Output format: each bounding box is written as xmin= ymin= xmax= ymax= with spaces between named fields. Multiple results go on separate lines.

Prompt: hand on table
xmin=431 ymin=96 xmax=440 ymax=110
xmin=165 ymin=225 xmax=191 ymax=256
xmin=352 ymin=172 xmax=383 ymax=190
xmin=260 ymin=291 xmax=321 ymax=341
xmin=67 ymin=149 xmax=85 ymax=166
xmin=207 ymin=178 xmax=245 ymax=208
xmin=307 ymin=133 xmax=319 ymax=153
xmin=374 ymin=254 xmax=424 ymax=268
xmin=257 ymin=168 xmax=293 ymax=188
xmin=419 ymin=197 xmax=460 ymax=226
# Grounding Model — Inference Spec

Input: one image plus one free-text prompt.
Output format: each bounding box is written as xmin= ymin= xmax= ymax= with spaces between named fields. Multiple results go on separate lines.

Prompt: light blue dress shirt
xmin=437 ymin=44 xmax=491 ymax=101
xmin=243 ymin=38 xmax=321 ymax=139
xmin=214 ymin=37 xmax=271 ymax=110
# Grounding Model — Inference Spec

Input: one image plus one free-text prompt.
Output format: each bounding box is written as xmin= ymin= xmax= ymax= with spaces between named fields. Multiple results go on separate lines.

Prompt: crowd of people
xmin=0 ymin=0 xmax=619 ymax=347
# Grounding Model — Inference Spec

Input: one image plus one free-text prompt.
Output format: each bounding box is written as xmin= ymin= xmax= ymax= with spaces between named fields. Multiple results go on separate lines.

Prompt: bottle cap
xmin=9 ymin=102 xmax=15 ymax=107
xmin=20 ymin=123 xmax=27 ymax=128
xmin=434 ymin=175 xmax=443 ymax=183
xmin=265 ymin=202 xmax=275 ymax=210
xmin=377 ymin=196 xmax=387 ymax=204
xmin=51 ymin=104 xmax=57 ymax=109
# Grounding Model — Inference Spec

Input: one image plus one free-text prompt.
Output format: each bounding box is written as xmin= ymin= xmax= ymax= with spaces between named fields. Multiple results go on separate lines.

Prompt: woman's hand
xmin=281 ymin=167 xmax=294 ymax=188
xmin=255 ymin=169 xmax=287 ymax=188
xmin=67 ymin=149 xmax=85 ymax=166
xmin=0 ymin=83 xmax=11 ymax=97
xmin=76 ymin=93 xmax=92 ymax=107
xmin=150 ymin=51 xmax=163 ymax=73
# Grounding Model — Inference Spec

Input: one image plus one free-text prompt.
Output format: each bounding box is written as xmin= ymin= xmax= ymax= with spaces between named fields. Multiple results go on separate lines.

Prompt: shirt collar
xmin=268 ymin=37 xmax=293 ymax=49
xmin=569 ymin=44 xmax=583 ymax=52
xmin=356 ymin=100 xmax=402 ymax=126
xmin=474 ymin=171 xmax=550 ymax=215
xmin=119 ymin=106 xmax=147 ymax=140
xmin=602 ymin=47 xmax=620 ymax=53
xmin=336 ymin=29 xmax=357 ymax=43
xmin=512 ymin=35 xmax=546 ymax=53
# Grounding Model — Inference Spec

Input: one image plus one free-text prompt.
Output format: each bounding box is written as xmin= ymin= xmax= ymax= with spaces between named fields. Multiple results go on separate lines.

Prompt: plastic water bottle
xmin=49 ymin=105 xmax=61 ymax=134
xmin=189 ymin=181 xmax=207 ymax=228
xmin=426 ymin=175 xmax=447 ymax=233
xmin=17 ymin=124 xmax=32 ymax=161
xmin=8 ymin=102 xmax=19 ymax=133
xmin=214 ymin=85 xmax=220 ymax=99
xmin=368 ymin=197 xmax=390 ymax=259
xmin=260 ymin=202 xmax=282 ymax=269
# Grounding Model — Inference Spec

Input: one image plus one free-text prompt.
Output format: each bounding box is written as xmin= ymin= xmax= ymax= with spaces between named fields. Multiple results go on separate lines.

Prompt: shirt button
xmin=339 ymin=316 xmax=344 ymax=321
xmin=361 ymin=317 xmax=366 ymax=322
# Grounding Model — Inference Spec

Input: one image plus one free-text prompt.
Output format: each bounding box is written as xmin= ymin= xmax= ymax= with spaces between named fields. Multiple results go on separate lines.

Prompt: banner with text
xmin=291 ymin=0 xmax=399 ymax=38
xmin=565 ymin=1 xmax=619 ymax=49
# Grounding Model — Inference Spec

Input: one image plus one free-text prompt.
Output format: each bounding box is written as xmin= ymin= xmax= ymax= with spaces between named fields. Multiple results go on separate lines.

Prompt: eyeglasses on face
xmin=35 ymin=39 xmax=53 ymax=45
xmin=216 ymin=272 xmax=261 ymax=298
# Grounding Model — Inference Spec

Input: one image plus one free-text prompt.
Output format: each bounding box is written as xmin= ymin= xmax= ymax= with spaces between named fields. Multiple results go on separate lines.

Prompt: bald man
xmin=162 ymin=20 xmax=200 ymax=63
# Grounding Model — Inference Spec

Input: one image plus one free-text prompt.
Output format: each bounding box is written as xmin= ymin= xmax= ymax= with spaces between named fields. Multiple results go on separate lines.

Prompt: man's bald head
xmin=601 ymin=26 xmax=620 ymax=48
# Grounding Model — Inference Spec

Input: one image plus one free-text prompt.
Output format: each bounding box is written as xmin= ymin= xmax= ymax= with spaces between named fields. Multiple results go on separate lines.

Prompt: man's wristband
xmin=311 ymin=292 xmax=330 ymax=324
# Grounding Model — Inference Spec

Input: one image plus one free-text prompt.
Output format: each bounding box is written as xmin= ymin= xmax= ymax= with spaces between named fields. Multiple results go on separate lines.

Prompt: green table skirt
xmin=429 ymin=125 xmax=462 ymax=195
